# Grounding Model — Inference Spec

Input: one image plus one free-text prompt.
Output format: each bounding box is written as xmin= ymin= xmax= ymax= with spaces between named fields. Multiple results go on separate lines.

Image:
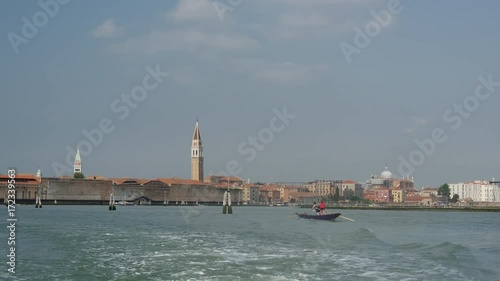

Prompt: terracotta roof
xmin=342 ymin=180 xmax=358 ymax=184
xmin=259 ymin=186 xmax=280 ymax=191
xmin=0 ymin=173 xmax=38 ymax=179
xmin=0 ymin=174 xmax=41 ymax=185
xmin=156 ymin=177 xmax=208 ymax=186
xmin=86 ymin=175 xmax=107 ymax=180
xmin=242 ymin=183 xmax=261 ymax=188
xmin=205 ymin=175 xmax=244 ymax=183
xmin=108 ymin=178 xmax=129 ymax=185
xmin=107 ymin=178 xmax=149 ymax=185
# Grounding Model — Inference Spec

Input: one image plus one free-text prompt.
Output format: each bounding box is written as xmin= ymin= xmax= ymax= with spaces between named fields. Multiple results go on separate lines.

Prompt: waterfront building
xmin=366 ymin=165 xmax=414 ymax=190
xmin=191 ymin=120 xmax=204 ymax=182
xmin=288 ymin=191 xmax=320 ymax=205
xmin=420 ymin=187 xmax=439 ymax=197
xmin=404 ymin=195 xmax=437 ymax=206
xmin=391 ymin=188 xmax=404 ymax=203
xmin=242 ymin=185 xmax=260 ymax=204
xmin=259 ymin=186 xmax=281 ymax=204
xmin=374 ymin=188 xmax=391 ymax=203
xmin=340 ymin=180 xmax=363 ymax=199
xmin=305 ymin=180 xmax=341 ymax=197
xmin=0 ymin=173 xmax=41 ymax=201
xmin=279 ymin=185 xmax=302 ymax=204
xmin=363 ymin=189 xmax=376 ymax=201
xmin=74 ymin=148 xmax=82 ymax=174
xmin=364 ymin=165 xmax=415 ymax=203
xmin=449 ymin=180 xmax=500 ymax=202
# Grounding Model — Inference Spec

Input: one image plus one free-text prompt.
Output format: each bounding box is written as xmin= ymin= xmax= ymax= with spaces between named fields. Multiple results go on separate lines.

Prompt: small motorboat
xmin=295 ymin=212 xmax=341 ymax=221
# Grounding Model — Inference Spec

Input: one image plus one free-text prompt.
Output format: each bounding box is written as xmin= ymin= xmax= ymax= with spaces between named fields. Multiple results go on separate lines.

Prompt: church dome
xmin=381 ymin=166 xmax=392 ymax=179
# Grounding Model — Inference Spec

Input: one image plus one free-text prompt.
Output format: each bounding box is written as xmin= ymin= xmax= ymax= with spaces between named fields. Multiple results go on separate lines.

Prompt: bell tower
xmin=191 ymin=120 xmax=204 ymax=182
xmin=74 ymin=148 xmax=82 ymax=174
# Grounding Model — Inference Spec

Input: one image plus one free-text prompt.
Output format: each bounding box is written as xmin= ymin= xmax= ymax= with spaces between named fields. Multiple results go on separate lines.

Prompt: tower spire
xmin=191 ymin=120 xmax=204 ymax=182
xmin=193 ymin=120 xmax=201 ymax=141
xmin=74 ymin=148 xmax=82 ymax=175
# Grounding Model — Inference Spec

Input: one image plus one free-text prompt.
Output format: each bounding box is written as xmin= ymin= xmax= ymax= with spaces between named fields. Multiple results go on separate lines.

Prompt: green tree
xmin=333 ymin=186 xmax=340 ymax=202
xmin=438 ymin=183 xmax=451 ymax=199
xmin=351 ymin=196 xmax=361 ymax=202
xmin=74 ymin=172 xmax=85 ymax=179
xmin=344 ymin=189 xmax=354 ymax=200
xmin=450 ymin=194 xmax=459 ymax=203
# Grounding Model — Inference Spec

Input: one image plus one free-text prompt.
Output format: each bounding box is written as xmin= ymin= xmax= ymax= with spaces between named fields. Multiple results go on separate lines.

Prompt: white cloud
xmin=171 ymin=65 xmax=199 ymax=85
xmin=90 ymin=18 xmax=123 ymax=38
xmin=234 ymin=59 xmax=330 ymax=84
xmin=279 ymin=13 xmax=330 ymax=27
xmin=242 ymin=0 xmax=385 ymax=40
xmin=109 ymin=29 xmax=259 ymax=55
xmin=247 ymin=16 xmax=359 ymax=40
xmin=270 ymin=0 xmax=379 ymax=6
xmin=168 ymin=0 xmax=218 ymax=21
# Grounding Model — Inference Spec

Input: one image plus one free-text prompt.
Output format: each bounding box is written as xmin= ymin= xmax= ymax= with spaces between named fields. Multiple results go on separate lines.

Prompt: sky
xmin=1 ymin=0 xmax=500 ymax=187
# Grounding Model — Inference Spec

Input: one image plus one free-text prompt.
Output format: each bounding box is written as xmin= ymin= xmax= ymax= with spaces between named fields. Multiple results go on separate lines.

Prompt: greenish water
xmin=1 ymin=206 xmax=499 ymax=280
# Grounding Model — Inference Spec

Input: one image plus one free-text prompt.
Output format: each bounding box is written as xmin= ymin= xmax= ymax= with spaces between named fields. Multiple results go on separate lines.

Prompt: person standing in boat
xmin=311 ymin=202 xmax=321 ymax=215
xmin=319 ymin=200 xmax=326 ymax=215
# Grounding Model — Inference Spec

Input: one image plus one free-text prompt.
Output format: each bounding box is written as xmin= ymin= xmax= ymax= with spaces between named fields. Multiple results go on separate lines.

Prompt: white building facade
xmin=449 ymin=180 xmax=500 ymax=202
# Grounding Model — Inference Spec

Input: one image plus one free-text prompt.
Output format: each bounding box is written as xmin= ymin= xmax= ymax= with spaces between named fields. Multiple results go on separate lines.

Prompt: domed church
xmin=367 ymin=164 xmax=414 ymax=190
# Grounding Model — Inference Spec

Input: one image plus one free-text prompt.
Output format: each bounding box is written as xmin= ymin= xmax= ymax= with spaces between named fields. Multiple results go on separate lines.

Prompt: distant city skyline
xmin=1 ymin=0 xmax=500 ymax=187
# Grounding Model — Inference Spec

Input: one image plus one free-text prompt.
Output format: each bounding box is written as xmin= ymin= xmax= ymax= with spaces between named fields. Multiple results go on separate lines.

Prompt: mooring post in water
xmin=35 ymin=193 xmax=42 ymax=208
xmin=222 ymin=191 xmax=227 ymax=214
xmin=228 ymin=191 xmax=232 ymax=214
xmin=222 ymin=190 xmax=233 ymax=214
xmin=109 ymin=193 xmax=116 ymax=211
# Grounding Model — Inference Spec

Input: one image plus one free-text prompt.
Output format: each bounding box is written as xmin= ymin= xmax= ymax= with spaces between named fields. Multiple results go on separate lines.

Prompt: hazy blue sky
xmin=1 ymin=0 xmax=500 ymax=187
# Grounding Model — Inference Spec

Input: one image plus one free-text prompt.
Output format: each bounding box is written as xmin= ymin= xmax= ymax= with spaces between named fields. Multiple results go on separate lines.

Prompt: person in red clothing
xmin=319 ymin=201 xmax=326 ymax=215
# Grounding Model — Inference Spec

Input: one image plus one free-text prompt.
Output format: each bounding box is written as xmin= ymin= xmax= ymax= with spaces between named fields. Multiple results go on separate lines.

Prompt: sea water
xmin=1 ymin=205 xmax=499 ymax=280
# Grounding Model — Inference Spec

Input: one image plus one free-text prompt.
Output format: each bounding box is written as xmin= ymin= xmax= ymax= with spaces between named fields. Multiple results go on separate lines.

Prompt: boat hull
xmin=295 ymin=213 xmax=341 ymax=221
